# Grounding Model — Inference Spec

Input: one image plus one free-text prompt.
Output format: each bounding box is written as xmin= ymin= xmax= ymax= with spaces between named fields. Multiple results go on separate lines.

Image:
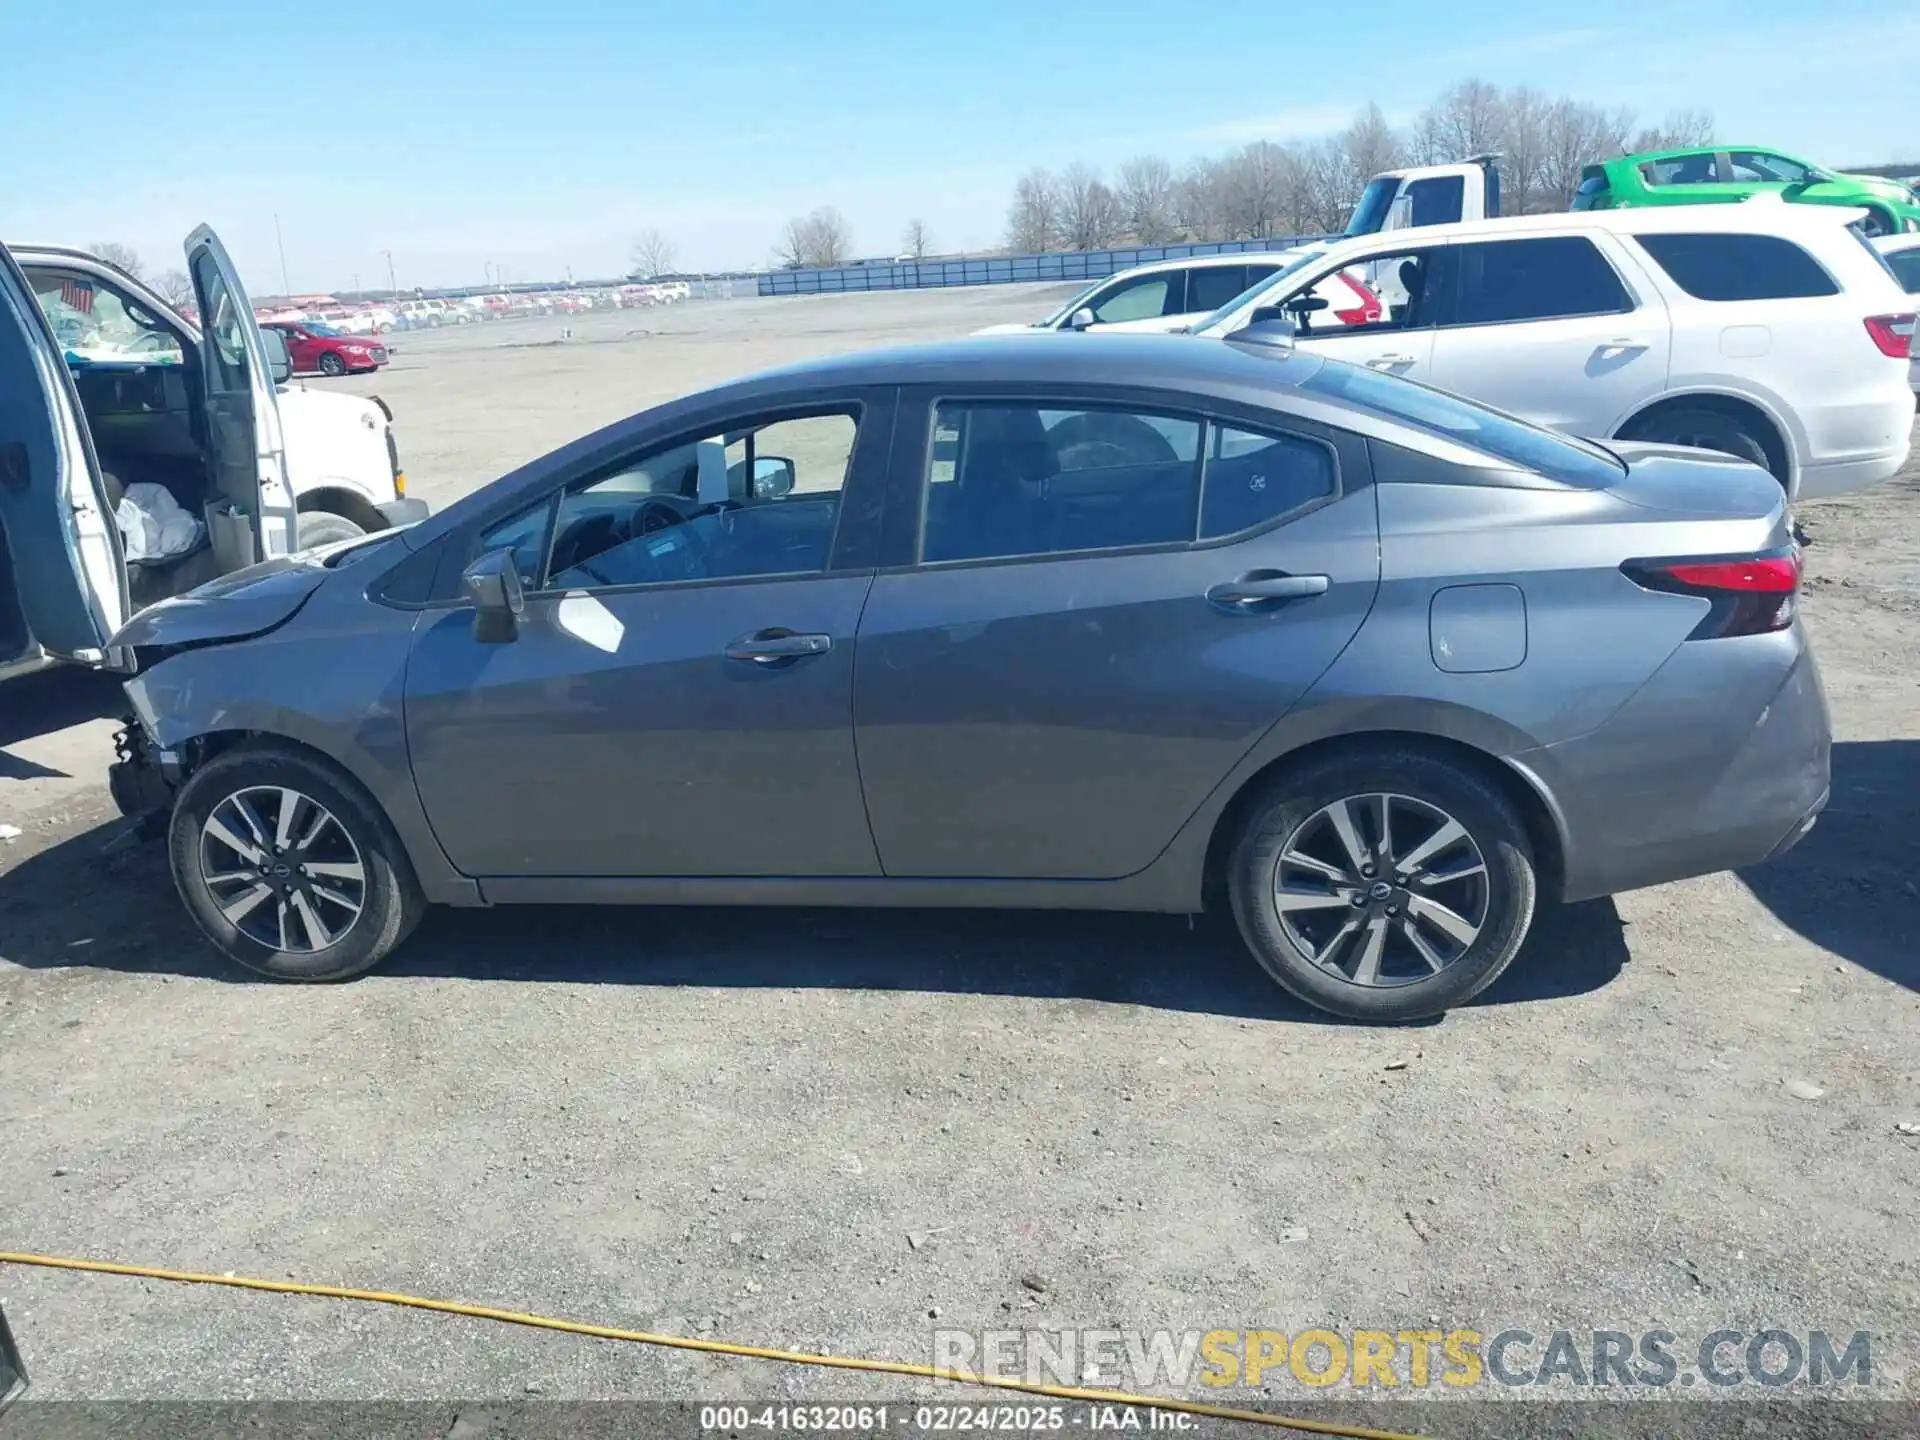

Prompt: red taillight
xmin=1622 ymin=546 xmax=1801 ymax=637
xmin=1864 ymin=313 xmax=1915 ymax=359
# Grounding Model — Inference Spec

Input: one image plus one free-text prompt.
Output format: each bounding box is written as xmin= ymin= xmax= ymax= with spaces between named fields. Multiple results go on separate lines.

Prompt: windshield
xmin=1037 ymin=277 xmax=1111 ymax=328
xmin=1300 ymin=361 xmax=1627 ymax=487
xmin=1190 ymin=248 xmax=1327 ymax=333
xmin=1345 ymin=177 xmax=1400 ymax=236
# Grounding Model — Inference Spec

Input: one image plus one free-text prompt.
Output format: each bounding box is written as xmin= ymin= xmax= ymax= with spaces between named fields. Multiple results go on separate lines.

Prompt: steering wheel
xmin=1046 ymin=412 xmax=1181 ymax=469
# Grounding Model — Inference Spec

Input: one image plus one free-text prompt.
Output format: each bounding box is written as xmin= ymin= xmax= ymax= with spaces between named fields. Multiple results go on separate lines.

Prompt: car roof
xmin=1104 ymin=248 xmax=1315 ymax=280
xmin=1611 ymin=144 xmax=1800 ymax=164
xmin=1302 ymin=200 xmax=1861 ymax=258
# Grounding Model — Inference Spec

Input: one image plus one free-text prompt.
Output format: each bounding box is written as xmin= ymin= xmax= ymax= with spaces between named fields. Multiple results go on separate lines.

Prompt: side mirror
xmin=260 ymin=326 xmax=293 ymax=385
xmin=750 ymin=456 xmax=796 ymax=499
xmin=0 ymin=1301 xmax=27 ymax=1416
xmin=1065 ymin=307 xmax=1097 ymax=331
xmin=462 ymin=547 xmax=526 ymax=644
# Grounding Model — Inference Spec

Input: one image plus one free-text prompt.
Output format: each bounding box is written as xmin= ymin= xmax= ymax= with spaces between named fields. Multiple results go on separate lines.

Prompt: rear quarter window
xmin=1883 ymin=247 xmax=1920 ymax=295
xmin=1636 ymin=233 xmax=1840 ymax=301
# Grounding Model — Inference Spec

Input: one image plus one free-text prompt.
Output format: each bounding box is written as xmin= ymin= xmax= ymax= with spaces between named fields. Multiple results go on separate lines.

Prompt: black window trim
xmin=377 ymin=395 xmax=885 ymax=609
xmin=900 ymin=390 xmax=1349 ymax=575
xmin=1436 ymin=234 xmax=1640 ymax=331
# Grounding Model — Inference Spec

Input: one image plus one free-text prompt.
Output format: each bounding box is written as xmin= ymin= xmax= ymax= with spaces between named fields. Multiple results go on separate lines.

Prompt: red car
xmin=262 ymin=320 xmax=389 ymax=377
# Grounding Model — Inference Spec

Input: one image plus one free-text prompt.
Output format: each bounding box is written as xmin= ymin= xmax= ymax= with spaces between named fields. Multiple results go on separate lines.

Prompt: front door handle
xmin=1366 ymin=354 xmax=1417 ymax=370
xmin=1207 ymin=572 xmax=1331 ymax=611
xmin=1597 ymin=337 xmax=1650 ymax=353
xmin=724 ymin=629 xmax=833 ymax=664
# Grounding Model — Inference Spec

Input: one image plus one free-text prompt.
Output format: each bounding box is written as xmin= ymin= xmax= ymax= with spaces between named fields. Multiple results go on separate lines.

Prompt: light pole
xmin=382 ymin=249 xmax=396 ymax=298
xmin=273 ymin=213 xmax=293 ymax=298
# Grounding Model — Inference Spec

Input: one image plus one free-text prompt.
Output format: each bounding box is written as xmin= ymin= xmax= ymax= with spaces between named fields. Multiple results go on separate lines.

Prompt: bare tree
xmin=1174 ymin=158 xmax=1231 ymax=242
xmin=1054 ymin=163 xmax=1121 ymax=250
xmin=629 ymin=229 xmax=676 ymax=278
xmin=1340 ymin=104 xmax=1403 ymax=192
xmin=1006 ymin=168 xmax=1061 ymax=252
xmin=1538 ymin=98 xmax=1633 ymax=210
xmin=153 ymin=269 xmax=194 ymax=309
xmin=90 ymin=242 xmax=144 ymax=279
xmin=1420 ymin=80 xmax=1506 ymax=161
xmin=777 ymin=207 xmax=855 ymax=268
xmin=901 ymin=218 xmax=932 ymax=260
xmin=1222 ymin=141 xmax=1296 ymax=240
xmin=1630 ymin=108 xmax=1715 ymax=154
xmin=1117 ymin=155 xmax=1178 ymax=244
xmin=1496 ymin=87 xmax=1552 ymax=212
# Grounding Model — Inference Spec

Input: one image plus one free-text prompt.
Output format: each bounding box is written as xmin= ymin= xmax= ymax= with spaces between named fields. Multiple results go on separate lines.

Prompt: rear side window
xmin=923 ymin=403 xmax=1202 ymax=562
xmin=1186 ymin=265 xmax=1251 ymax=313
xmin=1448 ymin=237 xmax=1632 ymax=325
xmin=1200 ymin=425 xmax=1337 ymax=538
xmin=1636 ymin=233 xmax=1840 ymax=301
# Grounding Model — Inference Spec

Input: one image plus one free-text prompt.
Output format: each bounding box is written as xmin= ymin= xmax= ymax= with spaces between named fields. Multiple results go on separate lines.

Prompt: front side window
xmin=922 ymin=403 xmax=1202 ymax=562
xmin=1729 ymin=151 xmax=1812 ymax=184
xmin=1084 ymin=273 xmax=1183 ymax=325
xmin=1291 ymin=249 xmax=1439 ymax=334
xmin=1447 ymin=237 xmax=1632 ymax=326
xmin=1635 ymin=233 xmax=1839 ymax=301
xmin=190 ymin=250 xmax=251 ymax=390
xmin=27 ymin=269 xmax=185 ymax=365
xmin=479 ymin=411 xmax=858 ymax=591
xmin=1299 ymin=363 xmax=1626 ymax=488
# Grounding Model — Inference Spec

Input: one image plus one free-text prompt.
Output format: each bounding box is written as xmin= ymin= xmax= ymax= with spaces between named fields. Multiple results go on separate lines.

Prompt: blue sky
xmin=5 ymin=0 xmax=1916 ymax=293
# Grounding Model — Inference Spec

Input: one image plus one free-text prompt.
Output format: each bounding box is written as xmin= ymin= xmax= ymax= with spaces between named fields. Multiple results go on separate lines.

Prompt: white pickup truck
xmin=0 ymin=226 xmax=426 ymax=683
xmin=1344 ymin=155 xmax=1502 ymax=236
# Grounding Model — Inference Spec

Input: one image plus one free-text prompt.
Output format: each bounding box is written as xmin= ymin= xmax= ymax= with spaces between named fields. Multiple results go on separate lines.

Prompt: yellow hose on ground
xmin=0 ymin=1251 xmax=1428 ymax=1440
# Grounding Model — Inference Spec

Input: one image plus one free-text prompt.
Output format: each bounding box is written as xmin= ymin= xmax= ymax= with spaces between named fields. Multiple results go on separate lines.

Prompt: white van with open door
xmin=1 ymin=227 xmax=337 ymax=681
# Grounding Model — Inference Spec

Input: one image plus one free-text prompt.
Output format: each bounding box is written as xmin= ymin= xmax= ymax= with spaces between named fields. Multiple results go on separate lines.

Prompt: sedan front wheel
xmin=169 ymin=744 xmax=424 ymax=980
xmin=1229 ymin=748 xmax=1536 ymax=1021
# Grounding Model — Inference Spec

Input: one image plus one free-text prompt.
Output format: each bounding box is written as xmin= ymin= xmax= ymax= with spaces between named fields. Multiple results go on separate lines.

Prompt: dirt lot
xmin=1 ymin=286 xmax=1916 ymax=1429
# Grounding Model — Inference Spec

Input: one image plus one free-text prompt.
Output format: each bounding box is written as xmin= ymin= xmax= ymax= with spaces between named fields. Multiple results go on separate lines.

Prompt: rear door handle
xmin=1598 ymin=337 xmax=1650 ymax=353
xmin=1366 ymin=354 xmax=1417 ymax=370
xmin=1207 ymin=572 xmax=1331 ymax=611
xmin=724 ymin=629 xmax=833 ymax=664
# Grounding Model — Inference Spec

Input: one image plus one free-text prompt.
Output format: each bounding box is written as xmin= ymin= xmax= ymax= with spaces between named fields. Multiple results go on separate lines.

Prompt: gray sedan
xmin=106 ymin=334 xmax=1829 ymax=1022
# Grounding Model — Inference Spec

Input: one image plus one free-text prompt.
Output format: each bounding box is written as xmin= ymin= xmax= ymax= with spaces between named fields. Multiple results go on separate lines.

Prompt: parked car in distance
xmin=1871 ymin=233 xmax=1920 ymax=398
xmin=1 ymin=230 xmax=426 ymax=684
xmin=1194 ymin=204 xmax=1915 ymax=500
xmin=104 ymin=334 xmax=1829 ymax=1022
xmin=262 ymin=319 xmax=389 ymax=376
xmin=976 ymin=252 xmax=1378 ymax=336
xmin=1572 ymin=147 xmax=1920 ymax=237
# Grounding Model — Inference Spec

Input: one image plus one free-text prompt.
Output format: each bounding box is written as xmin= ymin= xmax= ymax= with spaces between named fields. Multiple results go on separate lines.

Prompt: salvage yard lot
xmin=1 ymin=286 xmax=1916 ymax=1415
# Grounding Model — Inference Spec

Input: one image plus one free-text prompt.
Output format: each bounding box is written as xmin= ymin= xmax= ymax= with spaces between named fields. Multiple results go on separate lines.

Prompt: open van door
xmin=184 ymin=225 xmax=299 ymax=559
xmin=0 ymin=240 xmax=131 ymax=660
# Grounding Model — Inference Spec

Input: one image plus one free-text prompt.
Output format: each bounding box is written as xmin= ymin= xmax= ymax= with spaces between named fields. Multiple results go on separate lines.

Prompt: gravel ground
xmin=0 ymin=287 xmax=1916 ymax=1433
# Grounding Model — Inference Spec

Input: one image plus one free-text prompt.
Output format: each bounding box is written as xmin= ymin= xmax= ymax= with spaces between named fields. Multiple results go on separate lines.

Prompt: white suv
xmin=1196 ymin=204 xmax=1916 ymax=498
xmin=977 ymin=253 xmax=1316 ymax=335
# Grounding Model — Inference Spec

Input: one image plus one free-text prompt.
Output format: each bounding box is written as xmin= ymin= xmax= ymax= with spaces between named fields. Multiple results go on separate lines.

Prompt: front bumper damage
xmin=104 ymin=720 xmax=180 ymax=850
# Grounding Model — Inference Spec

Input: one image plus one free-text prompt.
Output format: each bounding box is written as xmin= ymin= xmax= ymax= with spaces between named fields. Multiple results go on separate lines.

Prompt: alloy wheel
xmin=1271 ymin=792 xmax=1490 ymax=988
xmin=199 ymin=786 xmax=367 ymax=953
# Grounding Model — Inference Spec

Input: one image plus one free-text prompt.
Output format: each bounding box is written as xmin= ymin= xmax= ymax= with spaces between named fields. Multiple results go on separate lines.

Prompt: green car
xmin=1572 ymin=147 xmax=1920 ymax=237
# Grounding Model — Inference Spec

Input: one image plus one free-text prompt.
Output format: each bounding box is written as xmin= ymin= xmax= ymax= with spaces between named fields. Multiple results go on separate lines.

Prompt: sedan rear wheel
xmin=1230 ymin=748 xmax=1536 ymax=1021
xmin=169 ymin=744 xmax=424 ymax=980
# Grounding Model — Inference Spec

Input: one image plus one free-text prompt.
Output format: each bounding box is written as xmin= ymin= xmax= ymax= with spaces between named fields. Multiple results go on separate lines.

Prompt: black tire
xmin=168 ymin=743 xmax=424 ymax=981
xmin=295 ymin=510 xmax=367 ymax=549
xmin=318 ymin=352 xmax=347 ymax=377
xmin=1620 ymin=407 xmax=1775 ymax=481
xmin=1228 ymin=747 xmax=1537 ymax=1022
